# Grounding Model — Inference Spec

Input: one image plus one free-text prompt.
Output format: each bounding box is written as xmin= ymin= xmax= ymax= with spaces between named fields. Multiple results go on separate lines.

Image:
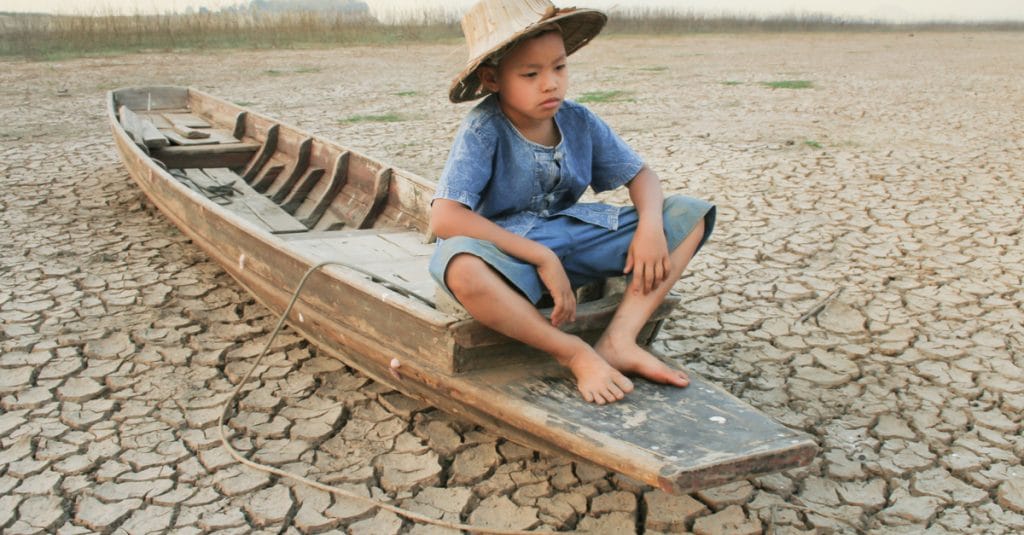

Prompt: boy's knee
xmin=445 ymin=253 xmax=488 ymax=297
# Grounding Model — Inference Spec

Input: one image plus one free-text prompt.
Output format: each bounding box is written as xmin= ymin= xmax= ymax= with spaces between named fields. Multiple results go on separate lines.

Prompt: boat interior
xmin=115 ymin=87 xmax=452 ymax=309
xmin=112 ymin=87 xmax=671 ymax=343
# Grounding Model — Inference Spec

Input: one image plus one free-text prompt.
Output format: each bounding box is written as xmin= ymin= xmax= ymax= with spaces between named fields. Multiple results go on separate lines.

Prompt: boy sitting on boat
xmin=429 ymin=0 xmax=716 ymax=404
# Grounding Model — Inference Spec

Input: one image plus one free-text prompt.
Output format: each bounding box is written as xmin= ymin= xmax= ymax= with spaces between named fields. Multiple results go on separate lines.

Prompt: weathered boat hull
xmin=108 ymin=86 xmax=817 ymax=494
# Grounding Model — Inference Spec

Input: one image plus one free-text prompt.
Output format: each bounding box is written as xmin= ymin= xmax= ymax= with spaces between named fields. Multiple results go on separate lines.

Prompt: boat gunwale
xmin=105 ymin=86 xmax=455 ymax=327
xmin=184 ymin=86 xmax=439 ymax=231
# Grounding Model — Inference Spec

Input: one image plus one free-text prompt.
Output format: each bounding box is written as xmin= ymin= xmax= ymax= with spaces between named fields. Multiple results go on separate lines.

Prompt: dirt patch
xmin=2 ymin=33 xmax=1023 ymax=533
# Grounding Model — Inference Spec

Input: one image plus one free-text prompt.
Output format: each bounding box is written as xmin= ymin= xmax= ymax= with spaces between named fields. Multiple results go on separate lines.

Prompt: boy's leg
xmin=445 ymin=253 xmax=635 ymax=404
xmin=595 ymin=218 xmax=705 ymax=387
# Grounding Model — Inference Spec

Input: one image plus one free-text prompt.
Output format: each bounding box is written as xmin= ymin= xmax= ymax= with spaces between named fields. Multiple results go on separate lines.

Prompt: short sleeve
xmin=586 ymin=109 xmax=644 ymax=193
xmin=433 ymin=117 xmax=496 ymax=210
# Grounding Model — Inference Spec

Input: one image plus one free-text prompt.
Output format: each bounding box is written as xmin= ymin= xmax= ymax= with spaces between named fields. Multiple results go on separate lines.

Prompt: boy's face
xmin=480 ymin=31 xmax=568 ymax=127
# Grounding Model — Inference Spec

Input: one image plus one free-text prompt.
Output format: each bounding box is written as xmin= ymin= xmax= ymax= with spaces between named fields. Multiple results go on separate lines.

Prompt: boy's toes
xmin=580 ymin=386 xmax=603 ymax=404
xmin=665 ymin=368 xmax=689 ymax=387
xmin=614 ymin=374 xmax=635 ymax=394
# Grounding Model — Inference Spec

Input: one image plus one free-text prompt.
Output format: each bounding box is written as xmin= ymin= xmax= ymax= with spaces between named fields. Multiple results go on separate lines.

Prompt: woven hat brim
xmin=448 ymin=9 xmax=607 ymax=104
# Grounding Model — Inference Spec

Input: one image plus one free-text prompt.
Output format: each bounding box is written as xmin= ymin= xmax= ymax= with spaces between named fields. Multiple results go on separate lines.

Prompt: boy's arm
xmin=431 ymin=199 xmax=577 ymax=326
xmin=625 ymin=166 xmax=671 ymax=294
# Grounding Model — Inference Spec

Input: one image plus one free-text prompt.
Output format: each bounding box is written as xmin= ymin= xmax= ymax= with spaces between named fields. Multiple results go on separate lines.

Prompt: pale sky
xmin=2 ymin=0 xmax=1022 ymax=23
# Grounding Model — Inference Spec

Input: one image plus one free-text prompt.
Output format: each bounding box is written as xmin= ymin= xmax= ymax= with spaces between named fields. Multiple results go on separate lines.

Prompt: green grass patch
xmin=342 ymin=113 xmax=404 ymax=123
xmin=394 ymin=91 xmax=419 ymax=97
xmin=761 ymin=80 xmax=814 ymax=89
xmin=233 ymin=101 xmax=256 ymax=107
xmin=264 ymin=67 xmax=320 ymax=76
xmin=804 ymin=140 xmax=823 ymax=149
xmin=576 ymin=90 xmax=633 ymax=104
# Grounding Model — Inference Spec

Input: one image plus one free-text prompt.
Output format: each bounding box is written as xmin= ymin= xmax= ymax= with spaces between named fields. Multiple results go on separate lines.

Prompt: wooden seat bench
xmin=118 ymin=106 xmax=260 ymax=169
xmin=154 ymin=142 xmax=262 ymax=169
xmin=279 ymin=228 xmax=437 ymax=307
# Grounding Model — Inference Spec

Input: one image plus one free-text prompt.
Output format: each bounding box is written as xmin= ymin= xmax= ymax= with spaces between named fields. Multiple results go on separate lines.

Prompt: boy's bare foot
xmin=564 ymin=349 xmax=635 ymax=404
xmin=595 ymin=336 xmax=690 ymax=387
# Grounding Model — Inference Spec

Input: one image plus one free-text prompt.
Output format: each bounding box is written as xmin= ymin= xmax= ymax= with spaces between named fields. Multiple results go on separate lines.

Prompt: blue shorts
xmin=430 ymin=194 xmax=716 ymax=304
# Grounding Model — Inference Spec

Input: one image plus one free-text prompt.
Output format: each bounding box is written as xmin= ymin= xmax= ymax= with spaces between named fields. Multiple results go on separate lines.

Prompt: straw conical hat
xmin=449 ymin=0 xmax=607 ymax=103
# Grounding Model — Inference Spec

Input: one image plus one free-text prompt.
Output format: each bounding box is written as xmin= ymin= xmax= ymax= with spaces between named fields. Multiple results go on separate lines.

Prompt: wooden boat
xmin=107 ymin=86 xmax=817 ymax=494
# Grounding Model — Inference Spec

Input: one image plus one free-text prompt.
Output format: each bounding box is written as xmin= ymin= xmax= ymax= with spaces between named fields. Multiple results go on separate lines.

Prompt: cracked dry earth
xmin=1 ymin=32 xmax=1023 ymax=534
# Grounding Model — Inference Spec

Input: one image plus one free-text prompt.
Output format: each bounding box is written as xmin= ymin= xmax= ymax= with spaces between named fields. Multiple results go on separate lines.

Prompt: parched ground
xmin=1 ymin=32 xmax=1023 ymax=534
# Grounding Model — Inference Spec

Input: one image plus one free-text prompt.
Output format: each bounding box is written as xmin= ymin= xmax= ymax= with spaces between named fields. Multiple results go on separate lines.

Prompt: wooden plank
xmin=179 ymin=168 xmax=306 ymax=234
xmin=298 ymin=151 xmax=349 ymax=228
xmin=152 ymin=142 xmax=261 ymax=169
xmin=379 ymin=231 xmax=435 ymax=257
xmin=162 ymin=112 xmax=211 ymax=140
xmin=233 ymin=111 xmax=247 ymax=139
xmin=497 ymin=371 xmax=817 ymax=494
xmin=309 ymin=151 xmax=384 ymax=228
xmin=375 ymin=167 xmax=433 ymax=234
xmin=118 ymin=106 xmax=169 ymax=149
xmin=285 ymin=238 xmax=434 ymax=305
xmin=361 ymin=257 xmax=433 ymax=284
xmin=281 ymin=168 xmax=325 ymax=215
xmin=174 ymin=126 xmax=211 ymax=140
xmin=161 ymin=128 xmax=242 ymax=146
xmin=355 ymin=167 xmax=393 ymax=229
xmin=252 ymin=164 xmax=285 ymax=193
xmin=162 ymin=112 xmax=211 ymax=129
xmin=285 ymin=232 xmax=413 ymax=263
xmin=162 ymin=130 xmax=216 ymax=146
xmin=241 ymin=124 xmax=279 ymax=183
xmin=138 ymin=112 xmax=173 ymax=129
xmin=268 ymin=137 xmax=313 ymax=202
xmin=359 ymin=258 xmax=434 ymax=304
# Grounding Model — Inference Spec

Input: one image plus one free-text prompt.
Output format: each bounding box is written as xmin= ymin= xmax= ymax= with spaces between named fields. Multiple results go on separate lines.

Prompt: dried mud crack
xmin=1 ymin=33 xmax=1023 ymax=533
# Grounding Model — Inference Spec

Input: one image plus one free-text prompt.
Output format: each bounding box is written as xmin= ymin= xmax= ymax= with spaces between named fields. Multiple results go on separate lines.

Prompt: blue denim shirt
xmin=434 ymin=94 xmax=644 ymax=236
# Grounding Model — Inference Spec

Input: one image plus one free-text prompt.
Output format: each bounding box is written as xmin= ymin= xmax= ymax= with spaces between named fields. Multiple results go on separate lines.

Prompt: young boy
xmin=430 ymin=0 xmax=716 ymax=404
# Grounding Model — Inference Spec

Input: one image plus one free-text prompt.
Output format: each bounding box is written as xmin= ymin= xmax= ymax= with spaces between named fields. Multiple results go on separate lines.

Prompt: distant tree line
xmin=219 ymin=0 xmax=370 ymax=14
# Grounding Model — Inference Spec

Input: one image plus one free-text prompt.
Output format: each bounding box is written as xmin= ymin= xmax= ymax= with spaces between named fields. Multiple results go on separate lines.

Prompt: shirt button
xmin=545 ymin=193 xmax=554 ymax=202
xmin=553 ymin=152 xmax=562 ymax=161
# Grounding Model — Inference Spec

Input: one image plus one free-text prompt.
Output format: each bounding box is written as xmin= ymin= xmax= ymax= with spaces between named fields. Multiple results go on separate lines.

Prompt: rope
xmin=218 ymin=260 xmax=557 ymax=534
xmin=216 ymin=262 xmax=859 ymax=534
xmin=169 ymin=168 xmax=238 ymax=205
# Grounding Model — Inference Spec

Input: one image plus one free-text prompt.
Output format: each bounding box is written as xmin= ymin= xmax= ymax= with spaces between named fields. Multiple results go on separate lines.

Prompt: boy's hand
xmin=537 ymin=252 xmax=576 ymax=327
xmin=625 ymin=223 xmax=671 ymax=294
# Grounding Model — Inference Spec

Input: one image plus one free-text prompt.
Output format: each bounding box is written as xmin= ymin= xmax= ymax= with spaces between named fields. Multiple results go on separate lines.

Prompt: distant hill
xmin=227 ymin=1 xmax=370 ymax=14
